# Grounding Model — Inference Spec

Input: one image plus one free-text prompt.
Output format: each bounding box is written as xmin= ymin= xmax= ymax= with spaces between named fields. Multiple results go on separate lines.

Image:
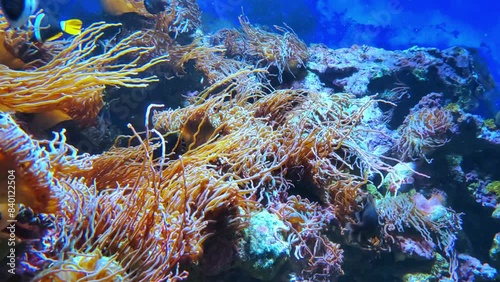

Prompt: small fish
xmin=344 ymin=195 xmax=379 ymax=244
xmin=0 ymin=0 xmax=39 ymax=27
xmin=32 ymin=12 xmax=82 ymax=42
xmin=144 ymin=0 xmax=169 ymax=15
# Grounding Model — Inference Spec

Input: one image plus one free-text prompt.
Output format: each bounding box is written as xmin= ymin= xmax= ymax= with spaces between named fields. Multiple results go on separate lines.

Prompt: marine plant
xmin=396 ymin=93 xmax=456 ymax=162
xmin=210 ymin=15 xmax=309 ymax=83
xmin=151 ymin=69 xmax=397 ymax=280
xmin=0 ymin=13 xmax=168 ymax=126
xmin=377 ymin=191 xmax=463 ymax=279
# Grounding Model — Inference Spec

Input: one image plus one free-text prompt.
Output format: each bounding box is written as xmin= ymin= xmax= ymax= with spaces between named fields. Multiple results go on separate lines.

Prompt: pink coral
xmin=395 ymin=236 xmax=436 ymax=260
xmin=412 ymin=190 xmax=446 ymax=215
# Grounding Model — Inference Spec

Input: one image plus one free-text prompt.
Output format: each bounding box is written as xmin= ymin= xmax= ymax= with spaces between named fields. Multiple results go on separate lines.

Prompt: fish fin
xmin=32 ymin=110 xmax=72 ymax=130
xmin=46 ymin=32 xmax=63 ymax=42
xmin=60 ymin=19 xmax=82 ymax=35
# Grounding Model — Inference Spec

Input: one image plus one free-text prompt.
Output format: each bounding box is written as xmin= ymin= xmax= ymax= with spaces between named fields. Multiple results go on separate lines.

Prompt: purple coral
xmin=457 ymin=254 xmax=497 ymax=281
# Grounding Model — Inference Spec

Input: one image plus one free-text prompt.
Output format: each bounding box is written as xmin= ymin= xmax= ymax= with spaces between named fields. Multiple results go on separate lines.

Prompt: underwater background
xmin=1 ymin=0 xmax=500 ymax=281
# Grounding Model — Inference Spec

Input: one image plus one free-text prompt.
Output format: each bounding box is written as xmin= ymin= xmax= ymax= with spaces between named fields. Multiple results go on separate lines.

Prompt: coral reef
xmin=0 ymin=2 xmax=499 ymax=282
xmin=306 ymin=45 xmax=489 ymax=108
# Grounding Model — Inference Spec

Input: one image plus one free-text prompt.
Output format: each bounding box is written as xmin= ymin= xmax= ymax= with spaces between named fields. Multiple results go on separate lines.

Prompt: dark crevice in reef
xmin=339 ymin=246 xmax=435 ymax=282
xmin=312 ymin=67 xmax=358 ymax=93
xmin=286 ymin=170 xmax=324 ymax=204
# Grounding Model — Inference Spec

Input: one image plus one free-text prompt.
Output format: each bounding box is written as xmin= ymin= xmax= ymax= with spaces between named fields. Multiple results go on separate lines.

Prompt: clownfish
xmin=32 ymin=12 xmax=82 ymax=42
xmin=0 ymin=0 xmax=39 ymax=27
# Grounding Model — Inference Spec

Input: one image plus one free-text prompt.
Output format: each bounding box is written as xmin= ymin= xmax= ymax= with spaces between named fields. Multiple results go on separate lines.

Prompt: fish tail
xmin=60 ymin=19 xmax=82 ymax=35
